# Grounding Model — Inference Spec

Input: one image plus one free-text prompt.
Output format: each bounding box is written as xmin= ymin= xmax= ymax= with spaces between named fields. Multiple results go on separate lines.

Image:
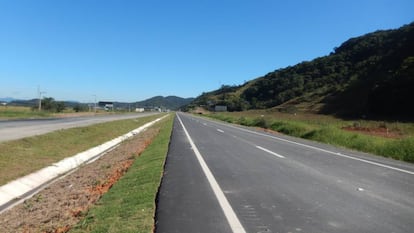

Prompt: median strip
xmin=0 ymin=115 xmax=169 ymax=212
xmin=70 ymin=114 xmax=174 ymax=232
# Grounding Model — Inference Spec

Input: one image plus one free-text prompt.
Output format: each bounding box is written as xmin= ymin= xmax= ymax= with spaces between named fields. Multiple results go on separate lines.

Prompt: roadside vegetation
xmin=0 ymin=105 xmax=91 ymax=120
xmin=0 ymin=104 xmax=136 ymax=120
xmin=70 ymin=114 xmax=174 ymax=233
xmin=0 ymin=114 xmax=165 ymax=185
xmin=204 ymin=111 xmax=414 ymax=162
xmin=0 ymin=106 xmax=52 ymax=119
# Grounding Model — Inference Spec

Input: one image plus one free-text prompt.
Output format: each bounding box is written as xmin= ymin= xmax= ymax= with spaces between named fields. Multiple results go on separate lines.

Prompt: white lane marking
xmin=217 ymin=129 xmax=224 ymax=133
xmin=357 ymin=187 xmax=365 ymax=192
xmin=256 ymin=146 xmax=285 ymax=159
xmin=176 ymin=114 xmax=247 ymax=233
xmin=195 ymin=116 xmax=414 ymax=175
xmin=203 ymin=123 xmax=208 ymax=126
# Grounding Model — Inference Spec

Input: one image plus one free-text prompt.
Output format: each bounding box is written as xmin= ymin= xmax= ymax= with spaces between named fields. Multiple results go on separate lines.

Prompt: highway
xmin=155 ymin=112 xmax=414 ymax=233
xmin=0 ymin=112 xmax=159 ymax=142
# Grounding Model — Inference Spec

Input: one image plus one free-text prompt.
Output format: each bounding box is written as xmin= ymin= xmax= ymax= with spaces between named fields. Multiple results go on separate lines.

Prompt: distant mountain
xmin=8 ymin=99 xmax=39 ymax=107
xmin=190 ymin=22 xmax=414 ymax=119
xmin=1 ymin=96 xmax=193 ymax=111
xmin=135 ymin=96 xmax=194 ymax=110
xmin=0 ymin=97 xmax=17 ymax=103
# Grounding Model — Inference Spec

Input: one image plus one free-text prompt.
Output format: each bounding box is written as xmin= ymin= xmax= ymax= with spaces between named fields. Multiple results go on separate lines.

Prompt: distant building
xmin=98 ymin=101 xmax=114 ymax=111
xmin=135 ymin=108 xmax=145 ymax=112
xmin=154 ymin=107 xmax=162 ymax=112
xmin=214 ymin=105 xmax=227 ymax=112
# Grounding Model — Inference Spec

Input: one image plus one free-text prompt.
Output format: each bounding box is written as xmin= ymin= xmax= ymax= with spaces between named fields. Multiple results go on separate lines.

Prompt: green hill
xmin=191 ymin=22 xmax=414 ymax=119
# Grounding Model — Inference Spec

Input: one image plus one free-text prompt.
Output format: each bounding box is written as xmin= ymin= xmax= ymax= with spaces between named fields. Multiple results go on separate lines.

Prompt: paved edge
xmin=175 ymin=113 xmax=247 ymax=233
xmin=0 ymin=114 xmax=170 ymax=213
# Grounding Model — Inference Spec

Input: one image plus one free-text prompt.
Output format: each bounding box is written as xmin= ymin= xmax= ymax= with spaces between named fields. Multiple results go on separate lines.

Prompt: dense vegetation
xmin=6 ymin=98 xmax=88 ymax=112
xmin=191 ymin=22 xmax=414 ymax=119
xmin=38 ymin=97 xmax=66 ymax=112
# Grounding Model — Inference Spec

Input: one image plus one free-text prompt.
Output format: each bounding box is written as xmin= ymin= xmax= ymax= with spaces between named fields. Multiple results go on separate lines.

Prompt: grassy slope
xmin=0 ymin=114 xmax=164 ymax=185
xmin=70 ymin=114 xmax=174 ymax=233
xmin=207 ymin=111 xmax=414 ymax=162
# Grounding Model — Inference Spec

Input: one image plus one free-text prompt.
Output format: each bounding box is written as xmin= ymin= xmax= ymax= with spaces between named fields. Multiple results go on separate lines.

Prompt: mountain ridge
xmin=190 ymin=22 xmax=414 ymax=120
xmin=1 ymin=96 xmax=194 ymax=111
xmin=133 ymin=95 xmax=194 ymax=110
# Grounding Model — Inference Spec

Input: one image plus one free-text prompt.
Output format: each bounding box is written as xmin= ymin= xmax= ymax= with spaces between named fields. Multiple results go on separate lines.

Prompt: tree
xmin=55 ymin=101 xmax=65 ymax=113
xmin=41 ymin=97 xmax=55 ymax=111
xmin=41 ymin=97 xmax=66 ymax=112
xmin=73 ymin=104 xmax=87 ymax=112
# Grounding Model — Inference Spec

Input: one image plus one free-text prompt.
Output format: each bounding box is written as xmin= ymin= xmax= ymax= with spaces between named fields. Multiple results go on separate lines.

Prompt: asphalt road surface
xmin=0 ymin=112 xmax=160 ymax=142
xmin=155 ymin=112 xmax=414 ymax=233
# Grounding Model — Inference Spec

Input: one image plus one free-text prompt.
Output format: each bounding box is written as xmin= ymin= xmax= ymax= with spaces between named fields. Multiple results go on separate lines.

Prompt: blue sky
xmin=0 ymin=0 xmax=413 ymax=102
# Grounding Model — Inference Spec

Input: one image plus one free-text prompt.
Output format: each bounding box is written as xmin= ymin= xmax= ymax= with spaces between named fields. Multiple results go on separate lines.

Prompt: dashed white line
xmin=176 ymin=113 xmax=247 ymax=233
xmin=198 ymin=117 xmax=414 ymax=176
xmin=217 ymin=129 xmax=224 ymax=133
xmin=256 ymin=146 xmax=285 ymax=159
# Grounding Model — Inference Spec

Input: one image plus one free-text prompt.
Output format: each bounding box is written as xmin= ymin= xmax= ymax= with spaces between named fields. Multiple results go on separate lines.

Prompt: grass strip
xmin=0 ymin=106 xmax=51 ymax=119
xmin=0 ymin=114 xmax=164 ymax=185
xmin=205 ymin=112 xmax=414 ymax=162
xmin=70 ymin=114 xmax=174 ymax=233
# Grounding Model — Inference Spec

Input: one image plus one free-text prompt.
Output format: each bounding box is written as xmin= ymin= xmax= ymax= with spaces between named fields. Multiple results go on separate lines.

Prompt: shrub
xmin=270 ymin=121 xmax=308 ymax=137
xmin=237 ymin=117 xmax=252 ymax=126
xmin=252 ymin=117 xmax=269 ymax=128
xmin=381 ymin=137 xmax=414 ymax=162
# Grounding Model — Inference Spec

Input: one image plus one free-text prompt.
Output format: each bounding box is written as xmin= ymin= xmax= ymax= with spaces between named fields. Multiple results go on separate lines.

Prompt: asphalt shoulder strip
xmin=155 ymin=115 xmax=235 ymax=233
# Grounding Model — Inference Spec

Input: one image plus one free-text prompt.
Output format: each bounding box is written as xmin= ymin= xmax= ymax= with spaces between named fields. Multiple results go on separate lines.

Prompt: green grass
xmin=0 ymin=114 xmax=165 ymax=185
xmin=205 ymin=111 xmax=414 ymax=162
xmin=0 ymin=105 xmax=126 ymax=120
xmin=0 ymin=106 xmax=51 ymax=119
xmin=70 ymin=114 xmax=174 ymax=233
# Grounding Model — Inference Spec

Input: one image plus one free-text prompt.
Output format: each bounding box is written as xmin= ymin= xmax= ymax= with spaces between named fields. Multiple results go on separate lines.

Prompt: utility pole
xmin=38 ymin=86 xmax=46 ymax=111
xmin=93 ymin=95 xmax=97 ymax=114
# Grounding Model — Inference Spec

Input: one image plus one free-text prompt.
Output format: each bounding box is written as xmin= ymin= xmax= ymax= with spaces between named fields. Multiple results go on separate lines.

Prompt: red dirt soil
xmin=342 ymin=126 xmax=402 ymax=138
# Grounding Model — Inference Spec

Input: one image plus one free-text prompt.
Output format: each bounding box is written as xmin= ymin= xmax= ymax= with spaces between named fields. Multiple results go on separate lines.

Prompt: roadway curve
xmin=0 ymin=112 xmax=160 ymax=142
xmin=155 ymin=112 xmax=414 ymax=233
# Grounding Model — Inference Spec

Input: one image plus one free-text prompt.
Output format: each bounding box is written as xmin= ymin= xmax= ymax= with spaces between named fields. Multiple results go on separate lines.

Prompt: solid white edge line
xmin=195 ymin=115 xmax=414 ymax=176
xmin=176 ymin=113 xmax=247 ymax=233
xmin=256 ymin=146 xmax=285 ymax=159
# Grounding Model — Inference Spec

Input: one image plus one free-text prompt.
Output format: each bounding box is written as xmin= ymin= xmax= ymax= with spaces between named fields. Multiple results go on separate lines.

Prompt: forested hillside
xmin=135 ymin=96 xmax=194 ymax=110
xmin=191 ymin=22 xmax=414 ymax=119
